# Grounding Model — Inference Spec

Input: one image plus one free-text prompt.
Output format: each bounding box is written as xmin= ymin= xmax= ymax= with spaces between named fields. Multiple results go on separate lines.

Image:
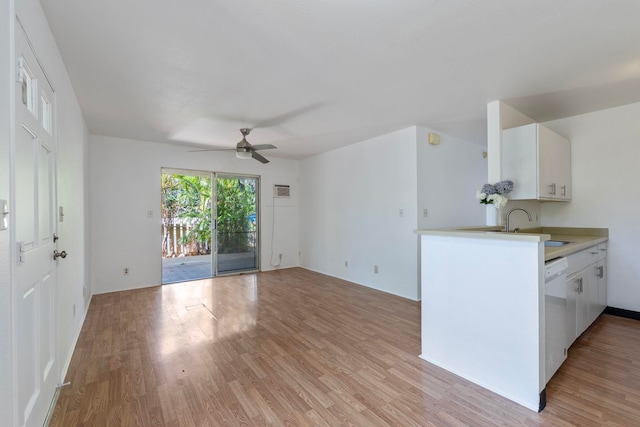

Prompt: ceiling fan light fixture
xmin=236 ymin=150 xmax=252 ymax=160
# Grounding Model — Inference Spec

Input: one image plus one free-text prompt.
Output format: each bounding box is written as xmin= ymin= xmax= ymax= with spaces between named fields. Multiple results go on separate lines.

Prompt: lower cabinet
xmin=565 ymin=243 xmax=607 ymax=347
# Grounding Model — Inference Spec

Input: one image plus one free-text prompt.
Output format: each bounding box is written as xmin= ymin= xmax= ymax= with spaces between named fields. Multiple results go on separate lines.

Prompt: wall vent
xmin=274 ymin=184 xmax=290 ymax=198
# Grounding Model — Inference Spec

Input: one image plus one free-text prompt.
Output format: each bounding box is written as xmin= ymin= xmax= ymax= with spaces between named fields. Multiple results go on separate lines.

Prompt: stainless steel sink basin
xmin=544 ymin=240 xmax=572 ymax=247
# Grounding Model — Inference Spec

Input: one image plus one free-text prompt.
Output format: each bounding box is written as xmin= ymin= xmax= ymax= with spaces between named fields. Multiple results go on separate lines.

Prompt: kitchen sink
xmin=544 ymin=240 xmax=572 ymax=247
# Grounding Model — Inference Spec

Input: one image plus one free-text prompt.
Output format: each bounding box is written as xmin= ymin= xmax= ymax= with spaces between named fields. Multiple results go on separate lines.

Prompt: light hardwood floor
xmin=50 ymin=268 xmax=640 ymax=426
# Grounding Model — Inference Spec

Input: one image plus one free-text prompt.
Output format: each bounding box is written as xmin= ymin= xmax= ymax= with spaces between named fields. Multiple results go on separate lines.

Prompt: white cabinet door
xmin=502 ymin=123 xmax=571 ymax=201
xmin=556 ymin=135 xmax=571 ymax=200
xmin=566 ymin=274 xmax=579 ymax=346
xmin=538 ymin=125 xmax=571 ymax=200
xmin=585 ymin=265 xmax=599 ymax=327
xmin=565 ymin=244 xmax=608 ymax=348
xmin=502 ymin=124 xmax=538 ymax=200
xmin=537 ymin=126 xmax=558 ymax=199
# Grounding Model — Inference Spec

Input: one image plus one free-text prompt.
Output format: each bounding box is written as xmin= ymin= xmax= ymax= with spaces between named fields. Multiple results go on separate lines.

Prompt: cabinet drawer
xmin=567 ymin=246 xmax=598 ymax=276
xmin=597 ymin=242 xmax=608 ymax=261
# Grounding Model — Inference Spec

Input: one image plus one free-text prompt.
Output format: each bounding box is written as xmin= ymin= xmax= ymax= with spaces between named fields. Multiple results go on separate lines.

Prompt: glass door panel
xmin=161 ymin=169 xmax=213 ymax=284
xmin=215 ymin=174 xmax=259 ymax=275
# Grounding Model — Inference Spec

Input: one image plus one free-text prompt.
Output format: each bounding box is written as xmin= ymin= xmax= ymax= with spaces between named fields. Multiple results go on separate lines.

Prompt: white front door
xmin=15 ymin=24 xmax=59 ymax=427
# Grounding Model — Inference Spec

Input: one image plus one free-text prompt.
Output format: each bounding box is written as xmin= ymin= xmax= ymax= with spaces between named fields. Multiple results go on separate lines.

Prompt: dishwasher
xmin=544 ymin=257 xmax=569 ymax=383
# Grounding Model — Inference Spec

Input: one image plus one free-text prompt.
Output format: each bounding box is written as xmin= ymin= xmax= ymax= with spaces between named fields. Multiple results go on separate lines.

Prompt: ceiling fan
xmin=191 ymin=128 xmax=277 ymax=163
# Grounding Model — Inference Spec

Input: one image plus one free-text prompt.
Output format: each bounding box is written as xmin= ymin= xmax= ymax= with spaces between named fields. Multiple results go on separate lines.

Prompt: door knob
xmin=53 ymin=250 xmax=67 ymax=260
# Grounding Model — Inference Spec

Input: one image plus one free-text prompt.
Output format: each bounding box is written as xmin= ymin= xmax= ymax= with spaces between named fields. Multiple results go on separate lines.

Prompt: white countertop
xmin=415 ymin=226 xmax=608 ymax=261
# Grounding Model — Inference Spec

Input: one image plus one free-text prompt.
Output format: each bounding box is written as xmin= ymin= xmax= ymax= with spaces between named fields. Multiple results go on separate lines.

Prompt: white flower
xmin=493 ymin=194 xmax=508 ymax=209
xmin=476 ymin=191 xmax=487 ymax=200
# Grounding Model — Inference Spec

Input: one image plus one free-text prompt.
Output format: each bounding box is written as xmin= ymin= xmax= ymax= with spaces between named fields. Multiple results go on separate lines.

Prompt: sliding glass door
xmin=214 ymin=174 xmax=259 ymax=275
xmin=161 ymin=169 xmax=259 ymax=284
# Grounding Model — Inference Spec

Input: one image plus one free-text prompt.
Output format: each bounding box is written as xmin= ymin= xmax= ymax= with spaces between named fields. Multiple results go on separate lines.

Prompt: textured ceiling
xmin=40 ymin=0 xmax=640 ymax=158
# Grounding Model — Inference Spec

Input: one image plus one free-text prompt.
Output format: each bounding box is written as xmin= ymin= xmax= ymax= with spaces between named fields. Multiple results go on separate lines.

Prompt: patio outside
xmin=162 ymin=252 xmax=258 ymax=283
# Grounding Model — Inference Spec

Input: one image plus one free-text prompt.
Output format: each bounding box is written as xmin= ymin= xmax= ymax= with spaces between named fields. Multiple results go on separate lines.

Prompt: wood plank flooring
xmin=50 ymin=268 xmax=640 ymax=426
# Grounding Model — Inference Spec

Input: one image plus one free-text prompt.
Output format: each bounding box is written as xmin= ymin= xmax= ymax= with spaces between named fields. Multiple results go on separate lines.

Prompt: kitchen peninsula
xmin=416 ymin=226 xmax=608 ymax=411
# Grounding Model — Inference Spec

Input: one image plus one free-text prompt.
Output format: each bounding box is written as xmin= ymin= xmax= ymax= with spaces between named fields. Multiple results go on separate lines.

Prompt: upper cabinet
xmin=502 ymin=123 xmax=571 ymax=201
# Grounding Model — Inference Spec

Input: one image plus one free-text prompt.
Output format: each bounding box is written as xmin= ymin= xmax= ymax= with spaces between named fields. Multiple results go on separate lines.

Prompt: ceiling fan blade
xmin=251 ymin=151 xmax=270 ymax=164
xmin=249 ymin=144 xmax=277 ymax=151
xmin=189 ymin=148 xmax=235 ymax=152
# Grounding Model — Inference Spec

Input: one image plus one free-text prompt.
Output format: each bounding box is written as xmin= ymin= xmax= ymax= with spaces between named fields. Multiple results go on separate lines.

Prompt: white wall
xmin=89 ymin=135 xmax=299 ymax=294
xmin=298 ymin=126 xmax=485 ymax=300
xmin=299 ymin=127 xmax=419 ymax=299
xmin=416 ymin=127 xmax=487 ymax=229
xmin=542 ymin=102 xmax=640 ymax=312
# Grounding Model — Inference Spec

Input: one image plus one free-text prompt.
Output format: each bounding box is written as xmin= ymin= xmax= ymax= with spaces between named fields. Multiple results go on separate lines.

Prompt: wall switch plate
xmin=374 ymin=265 xmax=379 ymax=274
xmin=147 ymin=210 xmax=153 ymax=218
xmin=423 ymin=208 xmax=428 ymax=218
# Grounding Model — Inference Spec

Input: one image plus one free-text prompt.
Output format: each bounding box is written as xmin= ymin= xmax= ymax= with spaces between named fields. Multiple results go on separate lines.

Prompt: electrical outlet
xmin=423 ymin=208 xmax=428 ymax=217
xmin=147 ymin=210 xmax=153 ymax=218
xmin=279 ymin=253 xmax=283 ymax=260
xmin=399 ymin=208 xmax=404 ymax=217
xmin=345 ymin=261 xmax=348 ymax=267
xmin=123 ymin=267 xmax=130 ymax=275
xmin=374 ymin=265 xmax=378 ymax=274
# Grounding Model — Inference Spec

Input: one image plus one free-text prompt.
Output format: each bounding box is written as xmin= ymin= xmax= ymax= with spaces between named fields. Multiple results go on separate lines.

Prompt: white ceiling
xmin=39 ymin=0 xmax=640 ymax=159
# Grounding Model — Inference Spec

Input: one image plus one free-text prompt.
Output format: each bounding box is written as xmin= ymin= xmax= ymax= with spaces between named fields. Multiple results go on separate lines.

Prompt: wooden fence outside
xmin=162 ymin=220 xmax=210 ymax=258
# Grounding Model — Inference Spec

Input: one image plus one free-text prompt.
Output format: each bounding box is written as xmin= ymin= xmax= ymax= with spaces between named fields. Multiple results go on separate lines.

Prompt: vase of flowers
xmin=476 ymin=180 xmax=514 ymax=226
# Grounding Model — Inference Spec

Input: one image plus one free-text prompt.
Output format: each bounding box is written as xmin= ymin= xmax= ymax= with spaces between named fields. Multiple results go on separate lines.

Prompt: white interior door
xmin=15 ymin=24 xmax=59 ymax=427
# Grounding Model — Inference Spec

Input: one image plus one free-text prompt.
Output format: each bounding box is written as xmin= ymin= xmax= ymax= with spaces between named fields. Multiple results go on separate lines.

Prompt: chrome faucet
xmin=505 ymin=208 xmax=532 ymax=233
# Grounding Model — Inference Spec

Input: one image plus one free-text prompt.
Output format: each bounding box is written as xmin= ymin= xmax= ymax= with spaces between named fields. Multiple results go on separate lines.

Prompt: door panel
xmin=16 ymin=124 xmax=36 ymax=247
xmin=160 ymin=170 xmax=213 ymax=284
xmin=16 ymin=25 xmax=59 ymax=427
xmin=215 ymin=175 xmax=259 ymax=275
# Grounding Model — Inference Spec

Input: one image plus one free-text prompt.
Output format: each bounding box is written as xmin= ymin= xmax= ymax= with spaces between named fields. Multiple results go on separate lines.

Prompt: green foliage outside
xmin=216 ymin=177 xmax=257 ymax=253
xmin=161 ymin=173 xmax=256 ymax=256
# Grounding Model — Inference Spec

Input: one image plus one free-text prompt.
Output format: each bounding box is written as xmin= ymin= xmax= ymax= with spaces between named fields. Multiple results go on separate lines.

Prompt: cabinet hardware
xmin=561 ymin=185 xmax=566 ymax=197
xmin=598 ymin=266 xmax=604 ymax=279
xmin=53 ymin=250 xmax=67 ymax=260
xmin=548 ymin=183 xmax=556 ymax=195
